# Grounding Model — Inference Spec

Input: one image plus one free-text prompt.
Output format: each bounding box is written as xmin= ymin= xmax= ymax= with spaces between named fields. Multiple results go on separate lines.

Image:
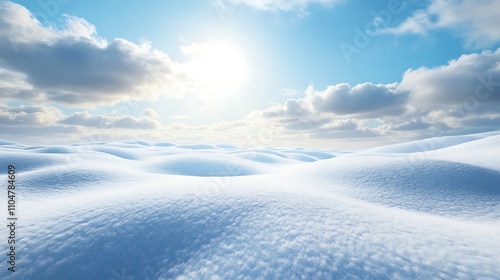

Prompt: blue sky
xmin=1 ymin=0 xmax=499 ymax=148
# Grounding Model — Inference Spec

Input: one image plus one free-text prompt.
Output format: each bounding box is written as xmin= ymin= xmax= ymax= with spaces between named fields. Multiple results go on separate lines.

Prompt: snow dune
xmin=0 ymin=132 xmax=499 ymax=279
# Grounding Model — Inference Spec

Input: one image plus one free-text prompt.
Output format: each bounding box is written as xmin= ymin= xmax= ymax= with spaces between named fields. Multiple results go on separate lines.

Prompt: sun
xmin=181 ymin=40 xmax=250 ymax=101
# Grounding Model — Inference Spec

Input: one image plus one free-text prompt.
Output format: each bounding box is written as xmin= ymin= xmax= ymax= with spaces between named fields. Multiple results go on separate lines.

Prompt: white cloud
xmin=265 ymin=83 xmax=407 ymax=119
xmin=382 ymin=0 xmax=500 ymax=46
xmin=0 ymin=103 xmax=163 ymax=145
xmin=61 ymin=111 xmax=162 ymax=130
xmin=0 ymin=103 xmax=64 ymax=126
xmin=0 ymin=2 xmax=193 ymax=107
xmin=0 ymin=103 xmax=81 ymax=142
xmin=401 ymin=49 xmax=500 ymax=106
xmin=393 ymin=49 xmax=500 ymax=135
xmin=260 ymin=82 xmax=406 ymax=139
xmin=0 ymin=67 xmax=32 ymax=97
xmin=259 ymin=48 xmax=500 ymax=143
xmin=142 ymin=108 xmax=160 ymax=119
xmin=309 ymin=83 xmax=406 ymax=116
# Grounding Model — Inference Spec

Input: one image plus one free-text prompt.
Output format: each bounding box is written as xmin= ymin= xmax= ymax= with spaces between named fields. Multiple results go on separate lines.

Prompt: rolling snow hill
xmin=1 ymin=132 xmax=499 ymax=279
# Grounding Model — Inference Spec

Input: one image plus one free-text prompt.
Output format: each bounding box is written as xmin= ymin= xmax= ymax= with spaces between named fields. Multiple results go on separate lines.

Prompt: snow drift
xmin=0 ymin=132 xmax=499 ymax=279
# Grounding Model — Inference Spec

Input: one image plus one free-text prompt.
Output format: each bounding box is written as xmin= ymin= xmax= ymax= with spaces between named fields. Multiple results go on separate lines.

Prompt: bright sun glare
xmin=181 ymin=41 xmax=250 ymax=100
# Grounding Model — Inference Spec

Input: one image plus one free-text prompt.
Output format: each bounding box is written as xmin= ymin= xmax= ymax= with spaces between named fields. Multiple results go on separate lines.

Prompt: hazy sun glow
xmin=181 ymin=40 xmax=250 ymax=100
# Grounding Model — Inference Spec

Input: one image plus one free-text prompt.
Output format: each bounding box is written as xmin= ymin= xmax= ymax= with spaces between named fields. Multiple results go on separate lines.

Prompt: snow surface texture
xmin=1 ymin=132 xmax=499 ymax=279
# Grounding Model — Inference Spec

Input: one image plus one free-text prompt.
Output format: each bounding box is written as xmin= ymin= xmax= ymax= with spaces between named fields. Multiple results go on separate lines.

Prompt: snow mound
xmin=291 ymin=156 xmax=500 ymax=219
xmin=176 ymin=144 xmax=221 ymax=150
xmin=1 ymin=132 xmax=499 ymax=280
xmin=366 ymin=131 xmax=500 ymax=153
xmin=148 ymin=153 xmax=262 ymax=176
xmin=34 ymin=146 xmax=77 ymax=154
xmin=233 ymin=151 xmax=292 ymax=163
xmin=0 ymin=151 xmax=66 ymax=172
xmin=426 ymin=134 xmax=500 ymax=170
xmin=92 ymin=146 xmax=142 ymax=160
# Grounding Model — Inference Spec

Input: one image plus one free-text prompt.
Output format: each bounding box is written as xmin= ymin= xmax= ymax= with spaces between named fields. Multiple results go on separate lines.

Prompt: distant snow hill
xmin=1 ymin=132 xmax=499 ymax=279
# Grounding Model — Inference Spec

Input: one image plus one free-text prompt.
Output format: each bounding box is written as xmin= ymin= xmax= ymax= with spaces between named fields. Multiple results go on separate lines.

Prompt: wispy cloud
xmin=380 ymin=0 xmax=500 ymax=47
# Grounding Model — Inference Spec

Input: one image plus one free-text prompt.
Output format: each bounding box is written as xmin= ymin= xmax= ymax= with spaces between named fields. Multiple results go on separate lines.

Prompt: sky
xmin=0 ymin=0 xmax=499 ymax=148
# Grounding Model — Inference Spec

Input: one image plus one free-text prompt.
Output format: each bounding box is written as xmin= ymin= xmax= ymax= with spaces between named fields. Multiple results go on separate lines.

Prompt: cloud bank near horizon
xmin=261 ymin=49 xmax=500 ymax=141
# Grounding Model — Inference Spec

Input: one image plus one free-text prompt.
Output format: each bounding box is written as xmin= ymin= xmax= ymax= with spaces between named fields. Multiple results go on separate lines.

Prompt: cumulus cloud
xmin=402 ymin=52 xmax=499 ymax=129
xmin=0 ymin=104 xmax=81 ymax=142
xmin=0 ymin=102 xmax=162 ymax=146
xmin=0 ymin=103 xmax=64 ymax=126
xmin=381 ymin=0 xmax=500 ymax=46
xmin=260 ymin=82 xmax=406 ymax=138
xmin=60 ymin=111 xmax=162 ymax=129
xmin=385 ymin=48 xmax=500 ymax=137
xmin=259 ymin=48 xmax=500 ymax=142
xmin=265 ymin=83 xmax=407 ymax=120
xmin=309 ymin=83 xmax=407 ymax=117
xmin=263 ymin=98 xmax=329 ymax=131
xmin=0 ymin=2 xmax=191 ymax=107
xmin=401 ymin=49 xmax=500 ymax=106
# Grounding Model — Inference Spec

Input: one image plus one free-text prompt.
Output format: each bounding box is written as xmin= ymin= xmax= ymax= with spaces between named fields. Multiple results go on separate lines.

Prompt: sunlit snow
xmin=1 ymin=132 xmax=499 ymax=279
